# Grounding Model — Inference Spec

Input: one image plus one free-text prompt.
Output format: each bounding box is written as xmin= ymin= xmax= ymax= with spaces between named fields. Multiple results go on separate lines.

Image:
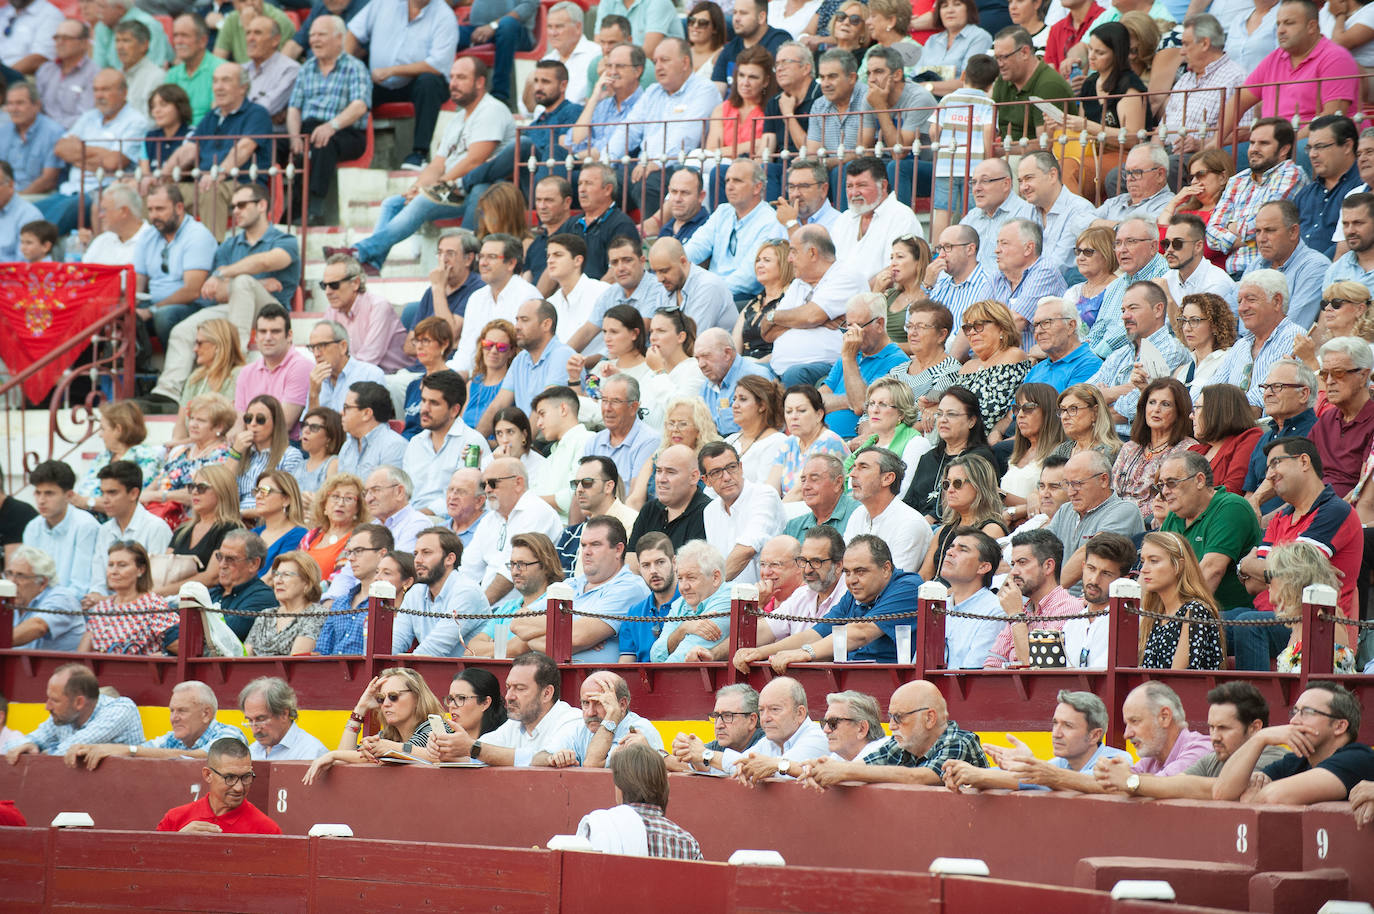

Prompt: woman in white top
xmin=492 ymin=407 xmax=547 ymax=478
xmin=1226 ymin=0 xmax=1279 ymax=72
xmin=727 ymin=374 xmax=790 ymax=484
xmin=1333 ymin=0 xmax=1374 ymax=99
xmin=568 ymin=304 xmax=670 ymax=422
xmin=1000 ymin=382 xmax=1065 ymax=524
xmin=1169 ymin=292 xmax=1235 ymax=401
xmin=645 ymin=308 xmax=705 ymax=401
xmin=770 ymin=0 xmax=822 ymax=38
xmin=687 ymin=1 xmax=727 ymax=79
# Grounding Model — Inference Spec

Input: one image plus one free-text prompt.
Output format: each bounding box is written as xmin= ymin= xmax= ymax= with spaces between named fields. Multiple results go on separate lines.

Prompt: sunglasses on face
xmin=481 ymin=339 xmax=511 ymax=353
xmin=253 ymin=485 xmax=279 ymax=497
xmin=1321 ymin=298 xmax=1366 ymax=311
xmin=318 ymin=276 xmax=358 ymax=290
xmin=376 ymin=689 xmax=412 ymax=704
xmin=245 ymin=413 xmax=270 ymax=426
xmin=189 ymin=482 xmax=212 ymax=495
xmin=837 ymin=12 xmax=864 ymax=24
xmin=941 ymin=477 xmax=967 ymax=491
xmin=1162 ymin=238 xmax=1194 ymax=251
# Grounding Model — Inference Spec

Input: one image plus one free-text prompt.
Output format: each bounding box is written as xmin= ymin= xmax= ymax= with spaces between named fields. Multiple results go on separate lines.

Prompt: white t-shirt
xmin=843 ymin=497 xmax=933 ymax=573
xmin=726 ymin=429 xmax=791 ymax=485
xmin=438 ymin=93 xmax=516 ymax=171
xmin=83 ymin=223 xmax=155 ymax=266
xmin=1348 ymin=4 xmax=1374 ymax=66
xmin=768 ymin=0 xmax=821 ymax=38
xmin=451 ymin=274 xmax=542 ymax=370
xmin=702 ymin=480 xmax=786 ymax=584
xmin=1063 ymin=612 xmax=1108 ymax=669
xmin=933 ymin=88 xmax=994 ymax=178
xmin=831 ymin=193 xmax=923 ymax=283
xmin=769 ymin=262 xmax=870 ymax=374
xmin=551 ymin=274 xmax=611 ymax=355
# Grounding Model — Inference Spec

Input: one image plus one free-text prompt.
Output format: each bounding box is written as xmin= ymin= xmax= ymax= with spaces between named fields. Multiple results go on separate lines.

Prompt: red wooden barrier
xmin=1299 ymin=802 xmax=1374 ymax=904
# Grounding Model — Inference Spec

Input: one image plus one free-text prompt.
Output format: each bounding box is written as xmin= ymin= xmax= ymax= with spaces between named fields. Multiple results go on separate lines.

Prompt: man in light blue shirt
xmin=496 ymin=299 xmax=578 ymax=414
xmin=21 ymin=461 xmax=101 ymax=597
xmin=336 ymin=381 xmax=408 ymax=481
xmin=989 ymin=219 xmax=1068 ymax=350
xmin=650 ymin=541 xmax=731 ymax=662
xmin=1212 ymin=270 xmax=1305 ymax=408
xmin=309 ymin=321 xmax=387 ymax=413
xmin=1024 ymin=298 xmax=1102 ymax=391
xmin=402 ymin=370 xmax=491 ymax=514
xmin=1325 ymin=192 xmax=1374 ymax=291
xmin=1250 ymin=200 xmax=1330 ymax=329
xmin=134 ymin=184 xmax=218 ymax=343
xmin=536 ymin=671 xmax=665 ymax=767
xmin=1018 ymin=151 xmax=1096 ymax=281
xmin=8 ymin=665 xmax=144 ymax=761
xmin=1089 ymin=282 xmax=1190 ymax=434
xmin=0 ymin=162 xmax=43 ymax=262
xmin=240 ymin=677 xmax=330 ymax=762
xmin=697 ymin=327 xmax=769 ymax=435
xmin=567 ymin=516 xmax=651 ymax=663
xmin=583 ymin=374 xmax=661 ymax=485
xmin=648 ymin=237 xmax=739 ymax=334
xmin=346 ymin=0 xmax=457 ymax=168
xmin=64 ymin=681 xmax=247 ymax=767
xmin=558 ymin=43 xmax=643 ymax=158
xmin=392 ymin=527 xmax=490 ymax=656
xmin=927 ymin=225 xmax=994 ymax=343
xmin=0 ymin=83 xmax=66 ymax=193
xmin=1086 ymin=220 xmax=1170 ymax=359
xmin=940 ymin=529 xmax=1006 ymax=669
xmin=8 ymin=546 xmax=84 ymax=652
xmin=961 ymin=157 xmax=1037 ymax=276
xmin=683 ymin=159 xmax=787 ymax=299
xmin=819 ymin=295 xmax=909 ymax=438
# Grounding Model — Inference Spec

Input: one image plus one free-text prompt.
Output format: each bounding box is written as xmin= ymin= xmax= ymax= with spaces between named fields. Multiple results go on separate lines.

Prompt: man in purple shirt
xmin=1122 ymin=682 xmax=1211 ymax=779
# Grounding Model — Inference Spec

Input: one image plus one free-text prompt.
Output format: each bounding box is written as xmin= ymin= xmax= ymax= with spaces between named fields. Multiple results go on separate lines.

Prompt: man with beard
xmin=983 ymin=529 xmax=1082 ymax=669
xmin=774 ymin=159 xmax=838 ymax=238
xmin=1325 ymin=192 xmax=1374 ymax=290
xmin=5 ymin=664 xmax=142 ymax=761
xmin=1206 ymin=117 xmax=1310 ymax=277
xmin=391 ymin=526 xmax=489 ymax=656
xmin=1159 ymin=214 xmax=1237 ymax=313
xmin=402 ymin=369 xmax=490 ymax=514
xmin=431 ymin=650 xmax=583 ymax=766
xmin=831 ymin=157 xmax=922 ymax=283
xmin=1061 ymin=532 xmax=1135 ymax=668
xmin=647 ymin=237 xmax=737 ymax=334
xmin=619 ymin=532 xmax=681 ymax=663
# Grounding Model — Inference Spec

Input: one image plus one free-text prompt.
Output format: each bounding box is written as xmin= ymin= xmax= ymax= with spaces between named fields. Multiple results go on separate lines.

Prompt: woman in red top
xmin=704 ymin=45 xmax=777 ymax=159
xmin=1157 ymin=149 xmax=1235 ymax=269
xmin=300 ymin=474 xmax=369 ymax=581
xmin=1189 ymin=383 xmax=1263 ymax=494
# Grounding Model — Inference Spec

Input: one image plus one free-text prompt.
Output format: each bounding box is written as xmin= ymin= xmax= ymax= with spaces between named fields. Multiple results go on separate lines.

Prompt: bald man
xmin=647 ymin=237 xmax=739 ymax=334
xmin=627 ymin=444 xmax=711 ymax=562
xmin=459 ymin=456 xmax=564 ymax=605
xmin=798 ymin=680 xmax=987 ymax=788
xmin=535 ymin=670 xmax=665 ymax=768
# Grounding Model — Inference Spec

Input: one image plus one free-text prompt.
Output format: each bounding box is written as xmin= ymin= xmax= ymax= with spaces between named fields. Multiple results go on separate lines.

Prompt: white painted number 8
xmin=1316 ymin=827 xmax=1329 ymax=860
xmin=277 ymin=788 xmax=288 ymax=813
xmin=1235 ymin=823 xmax=1248 ymax=853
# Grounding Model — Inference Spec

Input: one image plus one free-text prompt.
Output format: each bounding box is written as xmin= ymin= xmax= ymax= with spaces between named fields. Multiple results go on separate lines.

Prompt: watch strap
xmin=471 ymin=740 xmax=483 ymax=759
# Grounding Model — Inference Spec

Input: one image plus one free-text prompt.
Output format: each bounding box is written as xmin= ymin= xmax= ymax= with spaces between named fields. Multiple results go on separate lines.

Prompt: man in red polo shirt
xmin=1233 ymin=437 xmax=1362 ymax=670
xmin=1045 ymin=0 xmax=1105 ymax=71
xmin=156 ymin=737 xmax=281 ymax=835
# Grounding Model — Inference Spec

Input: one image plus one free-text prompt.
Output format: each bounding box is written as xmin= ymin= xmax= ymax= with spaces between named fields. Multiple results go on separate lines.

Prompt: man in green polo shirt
xmin=1159 ymin=451 xmax=1262 ymax=612
xmin=990 ymin=25 xmax=1071 ymax=148
xmin=165 ymin=13 xmax=226 ymax=122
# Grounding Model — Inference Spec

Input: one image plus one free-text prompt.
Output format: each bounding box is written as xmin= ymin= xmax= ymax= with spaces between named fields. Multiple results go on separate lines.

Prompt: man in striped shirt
xmin=1086 ymin=218 xmax=1170 ymax=359
xmin=1212 ymin=269 xmax=1305 ymax=407
xmin=1205 ymin=117 xmax=1310 ymax=277
xmin=924 ymin=224 xmax=993 ymax=354
xmin=989 ymin=218 xmax=1067 ymax=350
xmin=578 ymin=741 xmax=703 ymax=859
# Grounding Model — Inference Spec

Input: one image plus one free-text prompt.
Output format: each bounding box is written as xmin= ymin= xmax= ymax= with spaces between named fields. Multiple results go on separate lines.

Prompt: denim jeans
xmin=354 ymin=194 xmax=465 ymax=269
xmin=779 ymin=361 xmax=832 ymax=387
xmin=458 ymin=19 xmax=534 ymax=104
xmin=1222 ymin=606 xmax=1291 ymax=671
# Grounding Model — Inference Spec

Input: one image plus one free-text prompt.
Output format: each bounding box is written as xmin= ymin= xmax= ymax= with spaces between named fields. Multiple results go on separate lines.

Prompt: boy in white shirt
xmin=928 ymin=53 xmax=998 ymax=241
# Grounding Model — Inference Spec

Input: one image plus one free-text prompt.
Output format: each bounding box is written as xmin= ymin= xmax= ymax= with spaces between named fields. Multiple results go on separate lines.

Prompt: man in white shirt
xmin=830 ymin=156 xmax=922 ymax=283
xmin=452 ymin=234 xmax=542 ymax=370
xmin=729 ymin=677 xmax=830 ymax=782
xmin=700 ymin=442 xmax=786 ymax=583
xmin=1160 ymin=213 xmax=1236 ymax=312
xmin=1062 ymin=532 xmax=1136 ymax=669
xmin=530 ymin=385 xmax=596 ymax=520
xmin=431 ymin=651 xmax=583 ymax=766
xmin=843 ymin=446 xmax=932 ymax=572
xmin=759 ymin=225 xmax=870 ymax=387
xmin=458 ymin=458 xmax=563 ymax=605
xmin=647 ymin=237 xmax=739 ymax=334
xmin=88 ymin=461 xmax=171 ymax=602
xmin=82 ymin=183 xmax=153 ymax=265
xmin=525 ymin=0 xmax=598 ymax=107
xmin=546 ymin=233 xmax=610 ymax=355
xmin=402 ymin=369 xmax=491 ymax=514
xmin=240 ymin=677 xmax=329 ymax=762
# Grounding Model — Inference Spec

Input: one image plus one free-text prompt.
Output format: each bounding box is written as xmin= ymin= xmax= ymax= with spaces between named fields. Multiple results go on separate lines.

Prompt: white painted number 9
xmin=277 ymin=788 xmax=288 ymax=813
xmin=1235 ymin=823 xmax=1248 ymax=853
xmin=1316 ymin=827 xmax=1329 ymax=860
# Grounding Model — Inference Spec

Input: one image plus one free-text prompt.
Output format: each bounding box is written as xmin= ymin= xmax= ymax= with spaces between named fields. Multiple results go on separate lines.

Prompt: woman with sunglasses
xmin=686 ymin=1 xmax=726 ymax=78
xmin=954 ymin=299 xmax=1033 ymax=443
xmin=1188 ymin=383 xmax=1262 ymax=495
xmin=492 ymin=406 xmax=546 ymax=478
xmin=466 ymin=318 xmax=517 ymax=432
xmin=1293 ymin=282 xmax=1374 ymax=373
xmin=626 ymin=397 xmax=719 ymax=510
xmin=78 ymin=541 xmax=177 ymax=655
xmin=245 ymin=552 xmax=326 ymax=656
xmin=999 ymin=383 xmax=1066 ymax=523
xmin=917 ymin=453 xmax=1008 ymax=581
xmin=233 ymin=395 xmax=304 ymax=520
xmin=402 ymin=316 xmax=456 ymax=438
xmin=251 ymin=469 xmax=308 ymax=575
xmin=144 ymin=393 xmax=235 ymax=523
xmin=824 ymin=0 xmax=872 ymax=59
xmin=1137 ymin=531 xmax=1224 ymax=670
xmin=300 ymin=473 xmax=370 ymax=581
xmin=296 ymin=407 xmax=343 ymax=498
xmin=1063 ymin=227 xmax=1117 ymax=328
xmin=876 ymin=237 xmax=933 ymax=353
xmin=158 ymin=463 xmax=244 ymax=596
xmin=772 ymin=384 xmax=851 ymax=500
xmin=172 ymin=318 xmax=244 ymax=442
xmin=1157 ymin=150 xmax=1233 ymax=267
xmin=302 ymin=668 xmax=446 ymax=782
xmin=904 ymin=386 xmax=999 ymax=522
xmin=1265 ymin=541 xmax=1358 ymax=673
xmin=1169 ymin=292 xmax=1236 ymax=400
xmin=1051 ymin=383 xmax=1121 ymax=464
xmin=1113 ymin=377 xmax=1198 ymax=523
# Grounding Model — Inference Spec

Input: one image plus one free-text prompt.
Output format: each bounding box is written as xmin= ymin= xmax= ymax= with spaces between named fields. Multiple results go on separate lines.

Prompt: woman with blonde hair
xmin=1265 ymin=541 xmax=1357 ymax=673
xmin=1171 ymin=292 xmax=1237 ymax=398
xmin=477 ymin=183 xmax=531 ymax=241
xmin=954 ymin=299 xmax=1033 ymax=442
xmin=845 ymin=377 xmax=932 ymax=495
xmin=245 ymin=551 xmax=326 ymax=656
xmin=626 ymin=396 xmax=720 ymax=510
xmin=823 ymin=0 xmax=873 ymax=58
xmin=1293 ymin=281 xmax=1374 ymax=367
xmin=234 ymin=394 xmax=305 ymax=517
xmin=1137 ymin=531 xmax=1224 ymax=669
xmin=158 ymin=463 xmax=244 ymax=595
xmin=734 ymin=239 xmax=793 ymax=362
xmin=251 ymin=468 xmax=308 ymax=573
xmin=144 ymin=393 xmax=235 ymax=522
xmin=1001 ymin=382 xmax=1066 ymax=521
xmin=72 ymin=400 xmax=163 ymax=511
xmin=302 ymin=668 xmax=447 ymax=782
xmin=917 ymin=453 xmax=1008 ymax=580
xmin=1063 ymin=226 xmax=1118 ymax=327
xmin=300 ymin=473 xmax=370 ymax=581
xmin=171 ymin=318 xmax=244 ymax=441
xmin=1052 ymin=383 xmax=1121 ymax=464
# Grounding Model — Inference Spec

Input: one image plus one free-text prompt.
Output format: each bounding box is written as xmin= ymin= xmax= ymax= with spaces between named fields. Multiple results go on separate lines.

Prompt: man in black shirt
xmin=575 ymin=162 xmax=640 ymax=282
xmin=711 ymin=0 xmax=791 ymax=94
xmin=524 ymin=175 xmax=579 ymax=296
xmin=762 ymin=41 xmax=822 ymax=200
xmin=208 ymin=530 xmax=277 ymax=642
xmin=627 ymin=445 xmax=710 ymax=567
xmin=0 ymin=492 xmax=38 ymax=572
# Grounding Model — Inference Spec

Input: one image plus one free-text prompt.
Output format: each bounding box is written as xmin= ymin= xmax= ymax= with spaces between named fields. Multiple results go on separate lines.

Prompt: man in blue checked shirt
xmin=286 ymin=15 xmax=371 ymax=224
xmin=683 ymin=159 xmax=787 ymax=300
xmin=1088 ymin=281 xmax=1189 ymax=435
xmin=1086 ymin=218 xmax=1170 ymax=359
xmin=1212 ymin=270 xmax=1305 ymax=408
xmin=6 ymin=664 xmax=144 ymax=762
xmin=559 ymin=43 xmax=644 ymax=161
xmin=63 ymin=681 xmax=246 ymax=768
xmin=989 ymin=219 xmax=1067 ymax=350
xmin=316 ymin=524 xmax=394 ymax=656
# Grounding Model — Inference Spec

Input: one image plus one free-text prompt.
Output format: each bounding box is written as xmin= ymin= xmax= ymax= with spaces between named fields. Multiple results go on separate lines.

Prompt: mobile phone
xmin=427 ymin=713 xmax=451 ymax=736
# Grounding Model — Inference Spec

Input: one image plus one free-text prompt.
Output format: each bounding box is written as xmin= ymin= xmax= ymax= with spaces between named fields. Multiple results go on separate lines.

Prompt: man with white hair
xmin=82 ymin=183 xmax=153 ymax=265
xmin=8 ymin=545 xmax=84 ymax=652
xmin=990 ymin=218 xmax=1068 ymax=349
xmin=816 ymin=292 xmax=908 ymax=438
xmin=239 ymin=676 xmax=328 ymax=761
xmin=1086 ymin=280 xmax=1189 ymax=433
xmin=650 ymin=540 xmax=732 ymax=661
xmin=525 ymin=0 xmax=598 ymax=106
xmin=963 ymin=157 xmax=1036 ymax=275
xmin=831 ymin=156 xmax=922 ymax=283
xmin=1085 ymin=217 xmax=1171 ymax=359
xmin=583 ymin=374 xmax=660 ymax=486
xmin=1243 ymin=359 xmax=1319 ymax=515
xmin=1160 ymin=14 xmax=1247 ymax=182
xmin=363 ymin=466 xmax=431 ymax=551
xmin=459 ymin=458 xmax=563 ymax=606
xmin=1312 ymin=337 xmax=1374 ymax=497
xmin=1212 ymin=268 xmax=1304 ymax=407
xmin=1016 ymin=150 xmax=1095 ymax=279
xmin=1024 ymin=297 xmax=1100 ymax=389
xmin=1049 ymin=450 xmax=1145 ymax=592
xmin=696 ymin=328 xmax=769 ymax=435
xmin=63 ymin=680 xmax=245 ymax=768
xmin=684 ymin=158 xmax=787 ymax=300
xmin=764 ymin=47 xmax=822 ymax=201
xmin=1116 ymin=682 xmax=1211 ymax=778
xmin=700 ymin=443 xmax=786 ymax=584
xmin=1091 ymin=144 xmax=1174 ymax=229
xmin=760 ymin=225 xmax=870 ymax=387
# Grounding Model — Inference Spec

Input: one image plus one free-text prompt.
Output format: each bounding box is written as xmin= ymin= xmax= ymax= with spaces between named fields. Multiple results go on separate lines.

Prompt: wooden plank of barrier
xmin=1300 ymin=802 xmax=1374 ymax=904
xmin=730 ymin=864 xmax=936 ymax=914
xmin=0 ymin=826 xmax=48 ymax=913
xmin=558 ymin=850 xmax=733 ymax=914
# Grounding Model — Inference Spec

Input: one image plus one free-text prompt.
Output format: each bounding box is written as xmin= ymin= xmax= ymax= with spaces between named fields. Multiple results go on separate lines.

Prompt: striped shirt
xmin=1206 ymin=161 xmax=1309 ymax=275
xmin=983 ymin=585 xmax=1084 ymax=668
xmin=1213 ymin=318 xmax=1305 ymax=407
xmin=1161 ymin=54 xmax=1252 ymax=143
xmin=1091 ymin=323 xmax=1191 ymax=434
xmin=961 ymin=194 xmax=1036 ymax=275
xmin=929 ymin=263 xmax=994 ymax=338
xmin=988 ymin=257 xmax=1069 ymax=350
xmin=1086 ymin=254 xmax=1170 ymax=358
xmin=236 ymin=446 xmax=306 ymax=511
xmin=807 ymin=83 xmax=866 ymax=153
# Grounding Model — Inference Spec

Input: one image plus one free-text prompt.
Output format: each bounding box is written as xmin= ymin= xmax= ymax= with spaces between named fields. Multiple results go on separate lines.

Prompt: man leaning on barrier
xmin=729 ymin=677 xmax=830 ymax=784
xmin=6 ymin=664 xmax=144 ymax=764
xmin=239 ymin=676 xmax=328 ymax=761
xmin=670 ymin=683 xmax=765 ymax=774
xmin=64 ymin=680 xmax=245 ymax=769
xmin=535 ymin=670 xmax=664 ymax=768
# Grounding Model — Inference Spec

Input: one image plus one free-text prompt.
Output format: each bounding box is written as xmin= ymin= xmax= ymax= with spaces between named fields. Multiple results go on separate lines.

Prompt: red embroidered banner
xmin=0 ymin=263 xmax=131 ymax=403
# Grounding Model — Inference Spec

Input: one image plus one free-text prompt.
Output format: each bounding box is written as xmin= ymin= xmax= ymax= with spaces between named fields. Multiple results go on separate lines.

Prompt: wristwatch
xmin=1125 ymin=773 xmax=1141 ymax=794
xmin=802 ymin=643 xmax=817 ymax=660
xmin=777 ymin=758 xmax=791 ymax=776
xmin=702 ymin=748 xmax=716 ymax=768
xmin=602 ymin=718 xmax=621 ymax=734
xmin=128 ymin=745 xmax=138 ymax=756
xmin=471 ymin=740 xmax=483 ymax=760
xmin=784 ymin=219 xmax=799 ymax=229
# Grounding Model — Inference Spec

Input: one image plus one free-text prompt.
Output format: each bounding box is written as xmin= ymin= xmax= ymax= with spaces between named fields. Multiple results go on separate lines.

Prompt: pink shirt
xmin=235 ymin=347 xmax=313 ymax=431
xmin=983 ymin=585 xmax=1083 ymax=669
xmin=1244 ymin=37 xmax=1359 ymax=124
xmin=766 ymin=575 xmax=848 ymax=641
xmin=1133 ymin=727 xmax=1212 ymax=776
xmin=324 ymin=291 xmax=409 ymax=373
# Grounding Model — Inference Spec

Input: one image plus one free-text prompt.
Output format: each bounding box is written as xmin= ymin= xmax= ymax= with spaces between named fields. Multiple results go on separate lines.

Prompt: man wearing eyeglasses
xmin=1090 ymin=144 xmax=1174 ymax=231
xmin=1249 ymin=200 xmax=1330 ymax=330
xmin=1085 ymin=218 xmax=1171 ymax=360
xmin=318 ymin=252 xmax=408 ymax=373
xmin=816 ymin=293 xmax=908 ymax=438
xmin=800 ymin=679 xmax=984 ymax=788
xmin=922 ymin=226 xmax=992 ymax=352
xmin=1157 ymin=451 xmax=1261 ymax=613
xmin=361 ymin=467 xmax=432 ymax=552
xmin=34 ymin=19 xmax=95 ymax=130
xmin=314 ymin=525 xmax=393 ymax=656
xmin=746 ymin=526 xmax=848 ymax=655
xmin=1242 ymin=359 xmax=1318 ymax=516
xmin=65 ymin=680 xmax=245 ymax=769
xmin=1316 ymin=338 xmax=1374 ymax=498
xmin=961 ymin=158 xmax=1035 ymax=276
xmin=670 ymin=683 xmax=765 ymax=773
xmin=457 ymin=459 xmax=563 ymax=607
xmin=1024 ymin=297 xmax=1100 ymax=390
xmin=700 ymin=442 xmax=785 ymax=584
xmin=1048 ymin=450 xmax=1144 ymax=594
xmin=1215 ymin=683 xmax=1374 ymax=804
xmin=306 ymin=321 xmax=386 ymax=413
xmin=989 ymin=26 xmax=1070 ymax=151
xmin=7 ymin=546 xmax=83 ymax=652
xmin=555 ymin=456 xmax=637 ymax=577
xmin=156 ymin=737 xmax=280 ymax=834
xmin=774 ymin=159 xmax=837 ymax=238
xmin=582 ymin=374 xmax=659 ymax=487
xmin=1294 ymin=115 xmax=1361 ymax=259
xmin=1159 ymin=213 xmax=1238 ymax=314
xmin=208 ymin=530 xmax=275 ymax=641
